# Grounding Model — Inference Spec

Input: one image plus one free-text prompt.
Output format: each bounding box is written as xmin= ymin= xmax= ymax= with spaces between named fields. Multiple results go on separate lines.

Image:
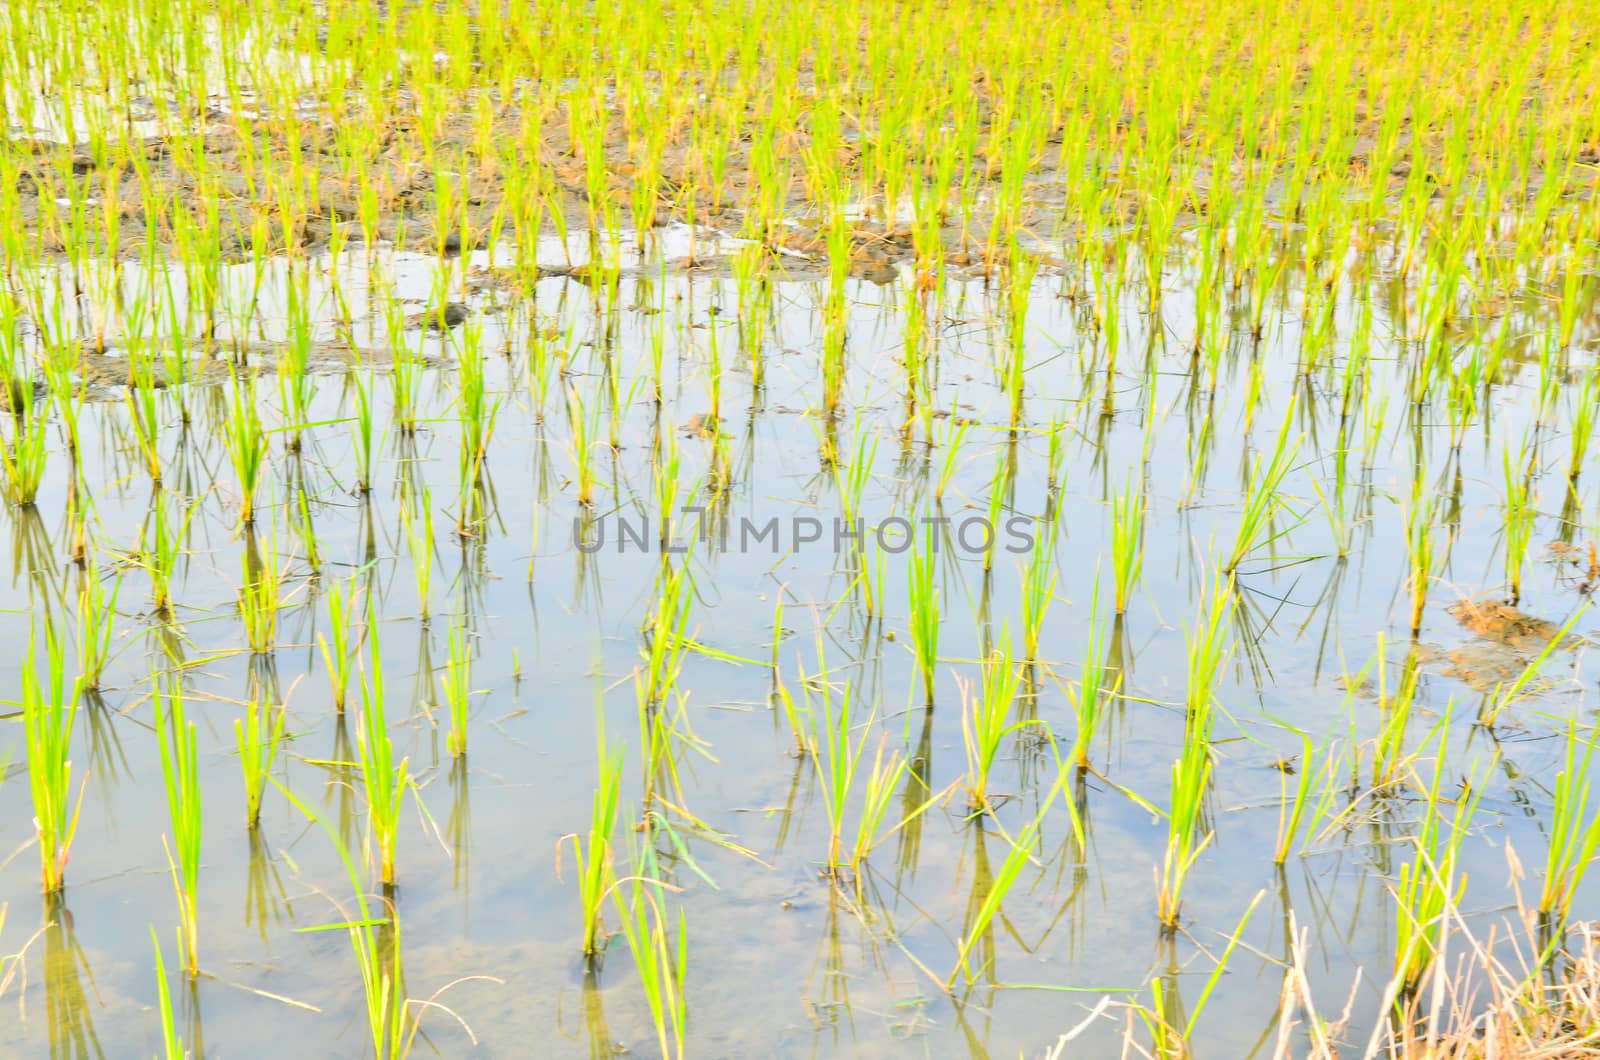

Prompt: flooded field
xmin=3 ymin=1 xmax=1600 ymax=1057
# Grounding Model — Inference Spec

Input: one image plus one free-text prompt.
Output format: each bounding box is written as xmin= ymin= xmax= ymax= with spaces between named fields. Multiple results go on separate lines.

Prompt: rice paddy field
xmin=5 ymin=0 xmax=1600 ymax=1056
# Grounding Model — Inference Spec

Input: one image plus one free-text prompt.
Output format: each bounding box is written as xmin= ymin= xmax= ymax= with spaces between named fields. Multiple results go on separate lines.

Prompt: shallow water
xmin=0 ymin=234 xmax=1596 ymax=1058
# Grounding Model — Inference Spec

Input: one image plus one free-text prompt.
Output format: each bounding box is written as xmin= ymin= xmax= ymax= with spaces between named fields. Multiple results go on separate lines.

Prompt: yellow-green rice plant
xmin=236 ymin=691 xmax=287 ymax=830
xmin=934 ymin=413 xmax=971 ymax=503
xmin=125 ymin=354 xmax=164 ymax=485
xmin=440 ymin=621 xmax=473 ymax=758
xmin=357 ymin=629 xmax=411 ymax=887
xmin=1069 ymin=591 xmax=1118 ymax=770
xmin=350 ymin=369 xmax=377 ymax=494
xmin=400 ymin=490 xmax=434 ymax=622
xmin=561 ymin=721 xmax=624 ymax=958
xmin=612 ymin=874 xmax=688 ymax=1059
xmin=800 ymin=658 xmax=873 ymax=877
xmin=1137 ymin=891 xmax=1265 ymax=1058
xmin=906 ymin=525 xmax=940 ymax=704
xmin=76 ymin=562 xmax=120 ymax=693
xmin=22 ymin=629 xmax=84 ymax=895
xmin=1538 ymin=719 xmax=1600 ymax=925
xmin=1404 ymin=477 xmax=1436 ymax=636
xmin=277 ymin=785 xmax=433 ymax=1059
xmin=1394 ymin=726 xmax=1484 ymax=993
xmin=1223 ymin=400 xmax=1301 ymax=574
xmin=319 ymin=580 xmax=361 ymax=712
xmin=0 ymin=405 xmax=49 ymax=507
xmin=223 ymin=372 xmax=269 ymax=526
xmin=948 ymin=816 xmax=1042 ymax=989
xmin=1158 ymin=688 xmax=1215 ymax=934
xmin=154 ymin=676 xmax=201 ymax=976
xmin=150 ymin=926 xmax=184 ymax=1057
xmin=1184 ymin=574 xmax=1236 ymax=719
xmin=1273 ymin=730 xmax=1344 ymax=863
xmin=1019 ymin=518 xmax=1057 ymax=662
xmin=1501 ymin=443 xmax=1536 ymax=605
xmin=238 ymin=537 xmax=284 ymax=654
xmin=1110 ymin=475 xmax=1146 ymax=614
xmin=959 ymin=630 xmax=1034 ymax=816
xmin=1372 ymin=640 xmax=1422 ymax=790
xmin=1479 ymin=607 xmax=1585 ymax=729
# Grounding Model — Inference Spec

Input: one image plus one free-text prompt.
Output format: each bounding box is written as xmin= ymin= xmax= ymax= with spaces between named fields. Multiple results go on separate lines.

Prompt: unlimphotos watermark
xmin=573 ymin=509 xmax=1039 ymax=556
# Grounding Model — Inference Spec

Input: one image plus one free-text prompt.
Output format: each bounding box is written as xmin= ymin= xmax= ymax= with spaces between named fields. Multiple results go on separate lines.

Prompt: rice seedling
xmin=906 ymin=525 xmax=940 ymax=704
xmin=1501 ymin=442 xmax=1537 ymax=605
xmin=613 ymin=872 xmax=688 ymax=1059
xmin=150 ymin=928 xmax=184 ymax=1059
xmin=560 ymin=721 xmax=623 ymax=958
xmin=1224 ymin=400 xmax=1300 ymax=574
xmin=350 ymin=369 xmax=378 ymax=495
xmin=1273 ymin=730 xmax=1344 ymax=863
xmin=948 ymin=816 xmax=1042 ymax=989
xmin=237 ymin=536 xmax=284 ymax=654
xmin=1068 ymin=591 xmax=1118 ymax=771
xmin=1370 ymin=643 xmax=1426 ymax=792
xmin=958 ymin=629 xmax=1034 ymax=816
xmin=1394 ymin=724 xmax=1485 ymax=993
xmin=319 ymin=579 xmax=361 ymax=712
xmin=76 ymin=562 xmax=120 ymax=693
xmin=1157 ymin=708 xmax=1214 ymax=933
xmin=1019 ymin=519 xmax=1058 ymax=662
xmin=1537 ymin=719 xmax=1600 ymax=925
xmin=223 ymin=372 xmax=268 ymax=526
xmin=356 ymin=629 xmax=411 ymax=887
xmin=440 ymin=621 xmax=473 ymax=758
xmin=0 ymin=405 xmax=49 ymax=507
xmin=1135 ymin=891 xmax=1266 ymax=1058
xmin=21 ymin=629 xmax=83 ymax=895
xmin=153 ymin=675 xmax=202 ymax=976
xmin=1404 ymin=478 xmax=1437 ymax=636
xmin=1109 ymin=475 xmax=1145 ymax=614
xmin=236 ymin=690 xmax=287 ymax=830
xmin=277 ymin=784 xmax=445 ymax=1060
xmin=400 ymin=490 xmax=435 ymax=623
xmin=1479 ymin=607 xmax=1585 ymax=728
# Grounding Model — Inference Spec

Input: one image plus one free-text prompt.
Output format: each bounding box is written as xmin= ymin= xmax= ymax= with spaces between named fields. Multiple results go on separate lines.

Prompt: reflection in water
xmin=43 ymin=897 xmax=103 ymax=1060
xmin=244 ymin=828 xmax=292 ymax=942
xmin=447 ymin=758 xmax=473 ymax=894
